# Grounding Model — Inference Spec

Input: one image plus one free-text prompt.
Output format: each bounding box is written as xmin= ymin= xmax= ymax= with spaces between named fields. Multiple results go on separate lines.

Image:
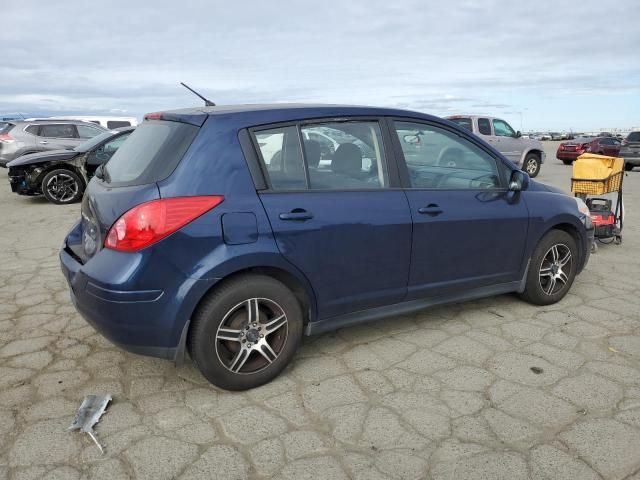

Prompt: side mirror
xmin=509 ymin=170 xmax=529 ymax=192
xmin=515 ymin=131 xmax=522 ymax=138
xmin=95 ymin=164 xmax=104 ymax=180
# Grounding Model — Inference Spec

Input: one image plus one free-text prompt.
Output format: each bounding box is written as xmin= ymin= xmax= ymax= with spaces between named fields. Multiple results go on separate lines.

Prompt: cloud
xmin=1 ymin=0 xmax=638 ymax=129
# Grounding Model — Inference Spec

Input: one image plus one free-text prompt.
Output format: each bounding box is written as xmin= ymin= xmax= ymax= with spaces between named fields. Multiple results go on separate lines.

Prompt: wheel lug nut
xmin=259 ymin=334 xmax=264 ymax=338
xmin=248 ymin=343 xmax=252 ymax=348
xmin=252 ymin=323 xmax=257 ymax=327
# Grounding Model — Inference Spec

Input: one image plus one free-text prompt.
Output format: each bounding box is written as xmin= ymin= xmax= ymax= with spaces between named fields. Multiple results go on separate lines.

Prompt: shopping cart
xmin=571 ymin=154 xmax=624 ymax=250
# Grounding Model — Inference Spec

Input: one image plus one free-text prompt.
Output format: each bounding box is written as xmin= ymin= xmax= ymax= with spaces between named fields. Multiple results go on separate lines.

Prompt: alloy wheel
xmin=538 ymin=243 xmax=572 ymax=295
xmin=215 ymin=298 xmax=288 ymax=374
xmin=526 ymin=158 xmax=539 ymax=175
xmin=46 ymin=173 xmax=79 ymax=203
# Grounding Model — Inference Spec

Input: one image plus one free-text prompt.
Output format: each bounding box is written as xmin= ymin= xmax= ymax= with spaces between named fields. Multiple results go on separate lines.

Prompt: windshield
xmin=74 ymin=131 xmax=116 ymax=152
xmin=103 ymin=120 xmax=198 ymax=186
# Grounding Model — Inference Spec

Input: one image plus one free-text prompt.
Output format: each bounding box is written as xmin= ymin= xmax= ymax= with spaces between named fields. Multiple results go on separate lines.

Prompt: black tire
xmin=41 ymin=169 xmax=84 ymax=204
xmin=188 ymin=275 xmax=303 ymax=390
xmin=519 ymin=230 xmax=578 ymax=306
xmin=523 ymin=153 xmax=541 ymax=177
xmin=562 ymin=159 xmax=573 ymax=166
xmin=625 ymin=163 xmax=634 ymax=171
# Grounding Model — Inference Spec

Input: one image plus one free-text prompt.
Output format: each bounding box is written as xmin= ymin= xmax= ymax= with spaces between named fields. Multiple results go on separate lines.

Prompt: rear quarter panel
xmin=156 ymin=115 xmax=319 ymax=319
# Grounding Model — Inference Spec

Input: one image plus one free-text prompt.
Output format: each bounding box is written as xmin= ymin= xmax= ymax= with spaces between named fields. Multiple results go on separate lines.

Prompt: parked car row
xmin=556 ymin=132 xmax=639 ymax=171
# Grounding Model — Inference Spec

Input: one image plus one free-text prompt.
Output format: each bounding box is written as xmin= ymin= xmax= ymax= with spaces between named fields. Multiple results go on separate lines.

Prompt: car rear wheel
xmin=519 ymin=230 xmax=578 ymax=306
xmin=562 ymin=159 xmax=573 ymax=165
xmin=524 ymin=153 xmax=541 ymax=177
xmin=625 ymin=163 xmax=634 ymax=171
xmin=188 ymin=275 xmax=303 ymax=390
xmin=41 ymin=169 xmax=84 ymax=204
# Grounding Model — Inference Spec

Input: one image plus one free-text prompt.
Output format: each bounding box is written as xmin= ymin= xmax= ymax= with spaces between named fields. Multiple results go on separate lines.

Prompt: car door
xmin=390 ymin=119 xmax=530 ymax=299
xmin=38 ymin=123 xmax=82 ymax=151
xmin=254 ymin=120 xmax=412 ymax=320
xmin=492 ymin=118 xmax=522 ymax=166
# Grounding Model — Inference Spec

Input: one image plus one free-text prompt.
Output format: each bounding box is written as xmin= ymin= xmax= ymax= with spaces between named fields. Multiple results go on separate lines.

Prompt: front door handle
xmin=279 ymin=209 xmax=313 ymax=221
xmin=418 ymin=204 xmax=443 ymax=216
xmin=39 ymin=141 xmax=48 ymax=144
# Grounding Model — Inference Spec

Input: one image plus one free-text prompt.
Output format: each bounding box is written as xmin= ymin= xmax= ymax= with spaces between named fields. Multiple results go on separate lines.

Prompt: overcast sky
xmin=1 ymin=0 xmax=638 ymax=131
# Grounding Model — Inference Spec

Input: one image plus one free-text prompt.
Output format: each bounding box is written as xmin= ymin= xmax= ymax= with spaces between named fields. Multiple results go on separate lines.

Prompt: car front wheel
xmin=524 ymin=153 xmax=541 ymax=177
xmin=41 ymin=169 xmax=84 ymax=204
xmin=188 ymin=275 xmax=303 ymax=390
xmin=519 ymin=229 xmax=578 ymax=306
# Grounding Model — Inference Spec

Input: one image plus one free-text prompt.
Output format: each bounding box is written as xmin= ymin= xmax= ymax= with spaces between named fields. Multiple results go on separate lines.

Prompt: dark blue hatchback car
xmin=60 ymin=104 xmax=594 ymax=390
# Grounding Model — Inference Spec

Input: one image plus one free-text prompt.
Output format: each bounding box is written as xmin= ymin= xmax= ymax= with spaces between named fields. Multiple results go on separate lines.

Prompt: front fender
xmin=522 ymin=191 xmax=588 ymax=267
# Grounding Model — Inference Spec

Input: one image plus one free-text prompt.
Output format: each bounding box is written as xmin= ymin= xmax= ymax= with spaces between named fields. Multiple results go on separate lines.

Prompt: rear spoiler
xmin=144 ymin=111 xmax=207 ymax=127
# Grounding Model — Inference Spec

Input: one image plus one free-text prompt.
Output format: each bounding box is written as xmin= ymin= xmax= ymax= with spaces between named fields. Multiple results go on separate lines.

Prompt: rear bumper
xmin=556 ymin=151 xmax=581 ymax=161
xmin=59 ymin=223 xmax=217 ymax=360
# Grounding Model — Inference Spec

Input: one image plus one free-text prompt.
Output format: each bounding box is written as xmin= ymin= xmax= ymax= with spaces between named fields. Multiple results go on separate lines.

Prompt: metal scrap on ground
xmin=69 ymin=395 xmax=112 ymax=454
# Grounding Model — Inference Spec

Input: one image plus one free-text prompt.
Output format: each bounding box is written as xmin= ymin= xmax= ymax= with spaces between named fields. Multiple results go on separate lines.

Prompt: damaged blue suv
xmin=60 ymin=104 xmax=594 ymax=390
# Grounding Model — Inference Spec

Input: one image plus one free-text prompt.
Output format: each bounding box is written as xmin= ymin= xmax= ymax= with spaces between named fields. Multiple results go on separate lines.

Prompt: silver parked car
xmin=446 ymin=115 xmax=546 ymax=177
xmin=0 ymin=120 xmax=107 ymax=167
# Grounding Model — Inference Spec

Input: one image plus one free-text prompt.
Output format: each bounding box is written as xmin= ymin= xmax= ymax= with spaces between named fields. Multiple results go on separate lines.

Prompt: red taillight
xmin=559 ymin=144 xmax=565 ymax=150
xmin=0 ymin=133 xmax=14 ymax=143
xmin=104 ymin=196 xmax=224 ymax=252
xmin=144 ymin=112 xmax=163 ymax=121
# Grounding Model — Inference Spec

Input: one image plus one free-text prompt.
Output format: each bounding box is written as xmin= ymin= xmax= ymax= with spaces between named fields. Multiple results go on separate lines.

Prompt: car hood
xmin=528 ymin=179 xmax=566 ymax=195
xmin=7 ymin=149 xmax=80 ymax=167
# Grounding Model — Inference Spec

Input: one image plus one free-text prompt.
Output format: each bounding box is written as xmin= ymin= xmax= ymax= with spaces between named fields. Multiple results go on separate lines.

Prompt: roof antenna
xmin=180 ymin=82 xmax=215 ymax=107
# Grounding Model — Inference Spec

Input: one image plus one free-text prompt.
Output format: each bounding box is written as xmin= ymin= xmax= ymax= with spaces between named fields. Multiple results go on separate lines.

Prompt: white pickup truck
xmin=446 ymin=115 xmax=545 ymax=177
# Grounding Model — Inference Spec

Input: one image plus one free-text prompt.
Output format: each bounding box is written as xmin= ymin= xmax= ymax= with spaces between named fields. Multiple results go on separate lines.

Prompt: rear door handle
xmin=418 ymin=204 xmax=443 ymax=216
xmin=279 ymin=209 xmax=313 ymax=221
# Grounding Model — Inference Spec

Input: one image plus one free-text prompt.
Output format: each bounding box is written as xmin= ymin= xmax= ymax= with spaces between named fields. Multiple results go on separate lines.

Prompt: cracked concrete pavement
xmin=1 ymin=142 xmax=639 ymax=480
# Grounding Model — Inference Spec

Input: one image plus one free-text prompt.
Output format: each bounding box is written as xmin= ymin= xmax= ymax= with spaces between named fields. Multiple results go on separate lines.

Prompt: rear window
xmin=103 ymin=120 xmax=198 ymax=186
xmin=107 ymin=120 xmax=131 ymax=129
xmin=449 ymin=117 xmax=473 ymax=132
xmin=628 ymin=132 xmax=640 ymax=142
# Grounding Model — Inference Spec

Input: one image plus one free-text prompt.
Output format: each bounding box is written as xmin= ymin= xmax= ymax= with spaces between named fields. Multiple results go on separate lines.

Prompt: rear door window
xmin=103 ymin=120 xmax=199 ymax=186
xmin=254 ymin=126 xmax=306 ymax=190
xmin=40 ymin=124 xmax=77 ymax=138
xmin=477 ymin=118 xmax=492 ymax=135
xmin=253 ymin=121 xmax=388 ymax=191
